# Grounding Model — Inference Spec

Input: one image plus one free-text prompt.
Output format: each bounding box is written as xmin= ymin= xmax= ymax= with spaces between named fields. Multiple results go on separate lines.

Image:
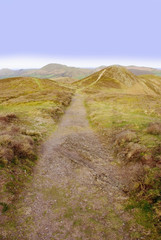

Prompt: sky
xmin=0 ymin=0 xmax=161 ymax=69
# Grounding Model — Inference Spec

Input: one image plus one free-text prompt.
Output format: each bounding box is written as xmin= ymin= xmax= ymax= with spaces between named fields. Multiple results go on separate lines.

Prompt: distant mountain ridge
xmin=0 ymin=64 xmax=97 ymax=80
xmin=0 ymin=63 xmax=161 ymax=80
xmin=126 ymin=66 xmax=161 ymax=76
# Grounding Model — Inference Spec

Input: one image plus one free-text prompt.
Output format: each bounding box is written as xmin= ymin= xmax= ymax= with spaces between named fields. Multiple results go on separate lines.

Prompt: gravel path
xmin=4 ymin=94 xmax=145 ymax=240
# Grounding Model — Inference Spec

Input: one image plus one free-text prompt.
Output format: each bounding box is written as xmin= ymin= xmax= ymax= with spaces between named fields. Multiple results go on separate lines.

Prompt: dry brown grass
xmin=147 ymin=122 xmax=161 ymax=135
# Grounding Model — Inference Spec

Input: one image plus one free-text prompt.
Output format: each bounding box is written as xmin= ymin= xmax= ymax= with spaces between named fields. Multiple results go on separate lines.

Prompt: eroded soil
xmin=1 ymin=94 xmax=147 ymax=240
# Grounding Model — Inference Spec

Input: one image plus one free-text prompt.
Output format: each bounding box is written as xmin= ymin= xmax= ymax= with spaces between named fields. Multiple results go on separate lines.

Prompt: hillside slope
xmin=74 ymin=65 xmax=161 ymax=95
xmin=0 ymin=76 xmax=72 ymax=104
xmin=74 ymin=65 xmax=137 ymax=88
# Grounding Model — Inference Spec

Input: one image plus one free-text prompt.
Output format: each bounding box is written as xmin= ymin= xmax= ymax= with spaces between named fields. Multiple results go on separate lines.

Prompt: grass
xmin=85 ymin=92 xmax=161 ymax=143
xmin=0 ymin=76 xmax=73 ymax=217
xmin=84 ymin=88 xmax=161 ymax=238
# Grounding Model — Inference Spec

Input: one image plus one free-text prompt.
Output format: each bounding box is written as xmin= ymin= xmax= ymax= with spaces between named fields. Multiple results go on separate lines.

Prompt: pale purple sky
xmin=0 ymin=0 xmax=161 ymax=69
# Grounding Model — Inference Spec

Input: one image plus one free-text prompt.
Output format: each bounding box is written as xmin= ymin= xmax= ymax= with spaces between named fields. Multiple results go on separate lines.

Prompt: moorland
xmin=0 ymin=65 xmax=160 ymax=240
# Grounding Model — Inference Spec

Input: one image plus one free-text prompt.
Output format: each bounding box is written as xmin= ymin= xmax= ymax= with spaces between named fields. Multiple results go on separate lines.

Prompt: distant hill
xmin=0 ymin=63 xmax=161 ymax=80
xmin=74 ymin=65 xmax=161 ymax=95
xmin=0 ymin=64 xmax=98 ymax=80
xmin=126 ymin=66 xmax=161 ymax=76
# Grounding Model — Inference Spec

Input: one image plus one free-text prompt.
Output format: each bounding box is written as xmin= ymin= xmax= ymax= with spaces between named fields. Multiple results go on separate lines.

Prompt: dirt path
xmin=5 ymin=94 xmax=145 ymax=240
xmin=88 ymin=69 xmax=106 ymax=87
xmin=79 ymin=69 xmax=106 ymax=91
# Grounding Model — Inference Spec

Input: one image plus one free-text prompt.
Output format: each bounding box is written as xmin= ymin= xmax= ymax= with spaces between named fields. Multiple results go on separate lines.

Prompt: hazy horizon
xmin=0 ymin=56 xmax=160 ymax=70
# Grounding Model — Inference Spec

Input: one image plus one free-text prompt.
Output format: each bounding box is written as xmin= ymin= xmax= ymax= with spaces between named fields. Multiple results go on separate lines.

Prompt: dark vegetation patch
xmin=0 ymin=114 xmax=18 ymax=123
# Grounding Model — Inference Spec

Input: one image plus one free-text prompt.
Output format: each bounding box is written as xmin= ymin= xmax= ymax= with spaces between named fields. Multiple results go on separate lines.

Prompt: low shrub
xmin=0 ymin=113 xmax=18 ymax=123
xmin=147 ymin=122 xmax=161 ymax=135
xmin=114 ymin=130 xmax=137 ymax=145
xmin=43 ymin=106 xmax=64 ymax=120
